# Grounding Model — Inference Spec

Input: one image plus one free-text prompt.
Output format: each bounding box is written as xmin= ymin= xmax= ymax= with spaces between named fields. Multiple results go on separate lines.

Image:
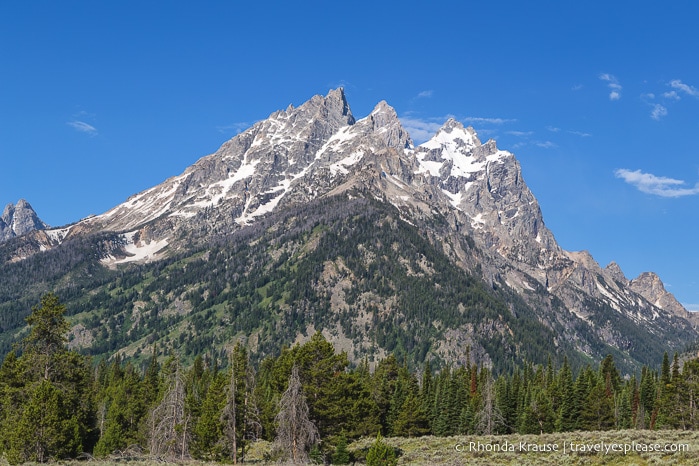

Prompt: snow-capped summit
xmin=10 ymin=88 xmax=693 ymax=334
xmin=4 ymin=87 xmax=696 ymax=372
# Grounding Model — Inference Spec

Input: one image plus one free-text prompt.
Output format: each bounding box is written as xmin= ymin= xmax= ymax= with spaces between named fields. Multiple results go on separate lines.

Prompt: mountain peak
xmin=419 ymin=118 xmax=482 ymax=152
xmin=323 ymin=87 xmax=354 ymax=125
xmin=605 ymin=261 xmax=627 ymax=283
xmin=0 ymin=199 xmax=48 ymax=242
xmin=630 ymin=271 xmax=688 ymax=317
xmin=360 ymin=100 xmax=412 ymax=149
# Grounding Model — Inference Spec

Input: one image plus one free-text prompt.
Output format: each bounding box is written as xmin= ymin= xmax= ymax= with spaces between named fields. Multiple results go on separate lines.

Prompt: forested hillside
xmin=1 ymin=293 xmax=698 ymax=463
xmin=1 ymin=194 xmax=607 ymax=373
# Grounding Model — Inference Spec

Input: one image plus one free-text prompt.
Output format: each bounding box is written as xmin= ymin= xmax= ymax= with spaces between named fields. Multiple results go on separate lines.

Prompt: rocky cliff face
xmin=0 ymin=199 xmax=48 ymax=242
xmin=629 ymin=271 xmax=689 ymax=318
xmin=7 ymin=88 xmax=696 ymax=365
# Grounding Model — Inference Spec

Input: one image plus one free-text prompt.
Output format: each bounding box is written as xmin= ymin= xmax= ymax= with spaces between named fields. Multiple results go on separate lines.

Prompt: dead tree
xmin=221 ymin=357 xmax=240 ymax=464
xmin=274 ymin=365 xmax=318 ymax=464
xmin=148 ymin=360 xmax=191 ymax=460
xmin=475 ymin=373 xmax=504 ymax=435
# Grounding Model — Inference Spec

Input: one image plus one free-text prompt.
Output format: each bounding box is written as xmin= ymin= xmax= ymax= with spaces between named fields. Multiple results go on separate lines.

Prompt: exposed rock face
xmin=630 ymin=271 xmax=688 ymax=318
xmin=0 ymin=199 xmax=48 ymax=242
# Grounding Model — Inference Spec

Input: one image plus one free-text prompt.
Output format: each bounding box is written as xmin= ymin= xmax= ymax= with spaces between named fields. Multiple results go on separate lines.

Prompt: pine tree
xmin=220 ymin=342 xmax=258 ymax=463
xmin=191 ymin=371 xmax=227 ymax=460
xmin=580 ymin=377 xmax=615 ymax=431
xmin=23 ymin=293 xmax=71 ymax=382
xmin=519 ymin=385 xmax=555 ymax=434
xmin=332 ymin=435 xmax=351 ymax=465
xmin=392 ymin=392 xmax=430 ymax=437
xmin=372 ymin=354 xmax=401 ymax=434
xmin=366 ymin=433 xmax=397 ymax=466
xmin=1 ymin=293 xmax=95 ymax=464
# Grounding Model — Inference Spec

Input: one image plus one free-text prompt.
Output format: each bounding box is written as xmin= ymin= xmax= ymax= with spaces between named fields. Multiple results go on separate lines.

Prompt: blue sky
xmin=1 ymin=1 xmax=698 ymax=309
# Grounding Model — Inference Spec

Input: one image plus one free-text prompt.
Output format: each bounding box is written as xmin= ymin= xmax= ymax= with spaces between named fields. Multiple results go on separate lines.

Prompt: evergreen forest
xmin=2 ymin=293 xmax=699 ymax=464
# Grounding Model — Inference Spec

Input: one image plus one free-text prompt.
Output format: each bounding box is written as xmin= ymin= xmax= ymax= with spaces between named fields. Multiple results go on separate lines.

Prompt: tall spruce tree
xmin=0 ymin=293 xmax=95 ymax=464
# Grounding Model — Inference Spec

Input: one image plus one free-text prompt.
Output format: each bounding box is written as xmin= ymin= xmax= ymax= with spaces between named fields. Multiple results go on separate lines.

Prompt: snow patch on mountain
xmin=45 ymin=226 xmax=72 ymax=244
xmin=101 ymin=231 xmax=169 ymax=267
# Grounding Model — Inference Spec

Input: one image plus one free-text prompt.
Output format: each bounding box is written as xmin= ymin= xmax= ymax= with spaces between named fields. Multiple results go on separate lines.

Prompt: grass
xmin=347 ymin=430 xmax=699 ymax=465
xmin=2 ymin=431 xmax=698 ymax=465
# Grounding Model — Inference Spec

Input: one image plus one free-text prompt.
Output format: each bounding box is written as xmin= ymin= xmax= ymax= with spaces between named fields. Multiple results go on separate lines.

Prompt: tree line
xmin=1 ymin=293 xmax=699 ymax=463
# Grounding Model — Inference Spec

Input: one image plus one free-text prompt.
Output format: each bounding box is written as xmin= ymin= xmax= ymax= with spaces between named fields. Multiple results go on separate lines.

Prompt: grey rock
xmin=630 ymin=271 xmax=688 ymax=318
xmin=0 ymin=199 xmax=48 ymax=242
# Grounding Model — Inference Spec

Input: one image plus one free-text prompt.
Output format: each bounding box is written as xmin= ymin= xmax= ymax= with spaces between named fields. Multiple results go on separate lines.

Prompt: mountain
xmin=1 ymin=89 xmax=696 ymax=372
xmin=0 ymin=199 xmax=48 ymax=242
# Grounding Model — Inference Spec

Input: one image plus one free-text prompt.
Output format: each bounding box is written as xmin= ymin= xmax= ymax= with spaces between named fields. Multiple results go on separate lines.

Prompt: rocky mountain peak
xmin=630 ymin=271 xmax=688 ymax=317
xmin=316 ymin=87 xmax=355 ymax=126
xmin=605 ymin=261 xmax=627 ymax=283
xmin=360 ymin=101 xmax=412 ymax=149
xmin=427 ymin=119 xmax=482 ymax=150
xmin=0 ymin=199 xmax=48 ymax=242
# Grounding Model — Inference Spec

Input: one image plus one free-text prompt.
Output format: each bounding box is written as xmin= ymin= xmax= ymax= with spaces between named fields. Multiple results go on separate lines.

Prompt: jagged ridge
xmin=2 ymin=88 xmax=696 ymax=371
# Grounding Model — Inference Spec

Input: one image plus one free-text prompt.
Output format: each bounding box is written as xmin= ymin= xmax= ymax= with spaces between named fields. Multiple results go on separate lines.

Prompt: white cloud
xmin=398 ymin=117 xmax=444 ymax=143
xmin=614 ymin=168 xmax=699 ymax=197
xmin=507 ymin=131 xmax=533 ymax=137
xmin=399 ymin=114 xmax=515 ymax=144
xmin=462 ymin=116 xmax=517 ymax=125
xmin=416 ymin=90 xmax=433 ymax=98
xmin=546 ymin=126 xmax=560 ymax=132
xmin=663 ymin=91 xmax=680 ymax=100
xmin=67 ymin=120 xmax=98 ymax=135
xmin=535 ymin=141 xmax=557 ymax=149
xmin=600 ymin=73 xmax=622 ymax=100
xmin=216 ymin=122 xmax=251 ymax=134
xmin=684 ymin=303 xmax=699 ymax=312
xmin=567 ymin=130 xmax=592 ymax=137
xmin=669 ymin=79 xmax=699 ymax=97
xmin=650 ymin=104 xmax=668 ymax=121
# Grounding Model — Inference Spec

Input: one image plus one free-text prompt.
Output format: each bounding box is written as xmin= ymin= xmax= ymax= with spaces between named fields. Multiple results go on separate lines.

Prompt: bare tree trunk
xmin=274 ymin=365 xmax=318 ymax=464
xmin=475 ymin=374 xmax=504 ymax=435
xmin=222 ymin=357 xmax=239 ymax=463
xmin=148 ymin=361 xmax=190 ymax=459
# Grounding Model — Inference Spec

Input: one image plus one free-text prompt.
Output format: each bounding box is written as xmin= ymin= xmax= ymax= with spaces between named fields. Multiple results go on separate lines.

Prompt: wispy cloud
xmin=416 ymin=90 xmax=433 ymax=98
xmin=650 ymin=104 xmax=668 ymax=121
xmin=462 ymin=116 xmax=517 ymax=125
xmin=398 ymin=117 xmax=444 ymax=143
xmin=669 ymin=79 xmax=699 ymax=97
xmin=567 ymin=130 xmax=592 ymax=137
xmin=67 ymin=120 xmax=98 ymax=136
xmin=641 ymin=92 xmax=670 ymax=120
xmin=684 ymin=303 xmax=699 ymax=312
xmin=216 ymin=122 xmax=251 ymax=134
xmin=615 ymin=168 xmax=699 ymax=197
xmin=535 ymin=141 xmax=557 ymax=149
xmin=507 ymin=130 xmax=533 ymax=137
xmin=399 ymin=114 xmax=516 ymax=143
xmin=327 ymin=79 xmax=354 ymax=91
xmin=663 ymin=91 xmax=680 ymax=101
xmin=600 ymin=73 xmax=622 ymax=100
xmin=546 ymin=126 xmax=560 ymax=132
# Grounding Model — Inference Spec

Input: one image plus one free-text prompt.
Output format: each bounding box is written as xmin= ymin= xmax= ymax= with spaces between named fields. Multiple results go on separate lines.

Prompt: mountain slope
xmin=1 ymin=88 xmax=696 ymax=372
